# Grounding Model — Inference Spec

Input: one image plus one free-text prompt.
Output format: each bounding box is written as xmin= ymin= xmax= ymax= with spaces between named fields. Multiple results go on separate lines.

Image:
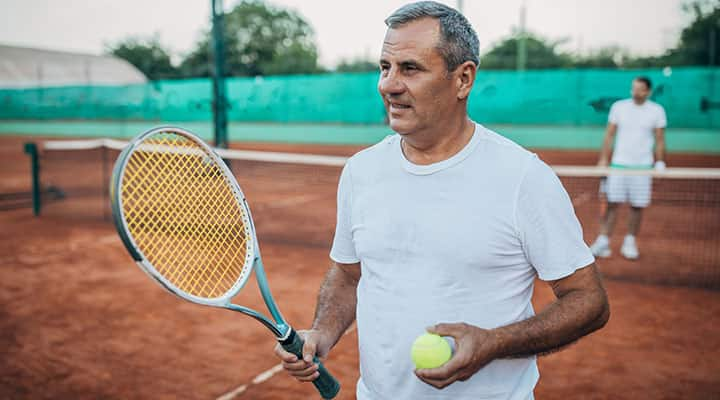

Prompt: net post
xmin=211 ymin=0 xmax=229 ymax=150
xmin=23 ymin=142 xmax=41 ymax=216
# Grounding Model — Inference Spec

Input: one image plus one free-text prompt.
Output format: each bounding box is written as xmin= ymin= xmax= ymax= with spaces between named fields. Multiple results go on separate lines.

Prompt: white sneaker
xmin=621 ymin=235 xmax=639 ymax=260
xmin=590 ymin=235 xmax=611 ymax=258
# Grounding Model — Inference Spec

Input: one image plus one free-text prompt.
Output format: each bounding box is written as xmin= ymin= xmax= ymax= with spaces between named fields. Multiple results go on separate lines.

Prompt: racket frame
xmin=110 ymin=126 xmax=290 ymax=339
xmin=111 ymin=126 xmax=341 ymax=399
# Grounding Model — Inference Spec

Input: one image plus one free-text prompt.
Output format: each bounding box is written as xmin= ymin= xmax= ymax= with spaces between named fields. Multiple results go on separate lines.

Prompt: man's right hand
xmin=274 ymin=329 xmax=334 ymax=382
xmin=597 ymin=158 xmax=609 ymax=168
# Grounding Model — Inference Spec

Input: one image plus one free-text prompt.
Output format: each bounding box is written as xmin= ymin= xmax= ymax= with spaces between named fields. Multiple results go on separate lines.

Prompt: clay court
xmin=1 ymin=134 xmax=719 ymax=400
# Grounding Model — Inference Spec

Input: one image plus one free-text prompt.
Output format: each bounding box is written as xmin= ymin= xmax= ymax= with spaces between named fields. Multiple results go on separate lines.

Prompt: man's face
xmin=631 ymin=79 xmax=651 ymax=103
xmin=378 ymin=18 xmax=459 ymax=136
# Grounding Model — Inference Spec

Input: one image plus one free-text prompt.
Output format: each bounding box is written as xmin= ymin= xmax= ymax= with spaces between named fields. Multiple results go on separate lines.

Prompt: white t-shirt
xmin=608 ymin=99 xmax=667 ymax=167
xmin=330 ymin=123 xmax=595 ymax=400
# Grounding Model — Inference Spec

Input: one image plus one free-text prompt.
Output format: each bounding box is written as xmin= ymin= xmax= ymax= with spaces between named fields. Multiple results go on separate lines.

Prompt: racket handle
xmin=280 ymin=328 xmax=341 ymax=399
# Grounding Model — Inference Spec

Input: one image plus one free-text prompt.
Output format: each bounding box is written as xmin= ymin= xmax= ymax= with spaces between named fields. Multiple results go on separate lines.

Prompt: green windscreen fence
xmin=1 ymin=67 xmax=718 ymax=128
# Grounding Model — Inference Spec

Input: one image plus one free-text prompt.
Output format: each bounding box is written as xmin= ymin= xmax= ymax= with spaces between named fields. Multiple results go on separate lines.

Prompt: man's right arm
xmin=274 ymin=261 xmax=360 ymax=382
xmin=312 ymin=261 xmax=361 ymax=345
xmin=597 ymin=123 xmax=617 ymax=167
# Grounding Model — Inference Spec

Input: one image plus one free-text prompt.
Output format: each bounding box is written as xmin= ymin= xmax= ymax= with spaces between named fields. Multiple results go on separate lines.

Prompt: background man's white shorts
xmin=604 ymin=174 xmax=652 ymax=208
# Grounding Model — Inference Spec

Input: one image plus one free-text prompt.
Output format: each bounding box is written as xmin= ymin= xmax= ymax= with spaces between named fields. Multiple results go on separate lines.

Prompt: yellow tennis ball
xmin=411 ymin=333 xmax=452 ymax=369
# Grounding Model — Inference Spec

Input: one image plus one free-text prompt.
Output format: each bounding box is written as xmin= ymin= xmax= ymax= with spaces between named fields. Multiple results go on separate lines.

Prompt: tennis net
xmin=24 ymin=138 xmax=720 ymax=290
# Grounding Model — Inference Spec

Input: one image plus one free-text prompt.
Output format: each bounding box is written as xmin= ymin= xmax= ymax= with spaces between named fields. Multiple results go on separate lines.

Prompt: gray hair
xmin=384 ymin=1 xmax=480 ymax=71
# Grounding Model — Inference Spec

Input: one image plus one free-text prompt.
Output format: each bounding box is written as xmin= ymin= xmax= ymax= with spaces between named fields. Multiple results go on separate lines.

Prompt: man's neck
xmin=401 ymin=117 xmax=474 ymax=166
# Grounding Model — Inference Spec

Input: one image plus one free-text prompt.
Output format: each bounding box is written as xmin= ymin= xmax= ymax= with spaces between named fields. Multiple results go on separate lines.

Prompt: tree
xmin=573 ymin=46 xmax=626 ymax=68
xmin=667 ymin=0 xmax=720 ymax=65
xmin=336 ymin=59 xmax=378 ymax=73
xmin=480 ymin=33 xmax=573 ymax=70
xmin=107 ymin=37 xmax=179 ymax=80
xmin=623 ymin=0 xmax=719 ymax=67
xmin=180 ymin=0 xmax=322 ymax=77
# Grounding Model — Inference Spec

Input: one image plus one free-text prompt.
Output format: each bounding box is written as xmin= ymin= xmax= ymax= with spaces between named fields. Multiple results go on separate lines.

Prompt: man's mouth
xmin=389 ymin=102 xmax=411 ymax=110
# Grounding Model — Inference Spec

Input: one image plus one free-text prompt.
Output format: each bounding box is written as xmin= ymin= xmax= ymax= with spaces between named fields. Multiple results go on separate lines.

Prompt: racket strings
xmin=121 ymin=133 xmax=252 ymax=299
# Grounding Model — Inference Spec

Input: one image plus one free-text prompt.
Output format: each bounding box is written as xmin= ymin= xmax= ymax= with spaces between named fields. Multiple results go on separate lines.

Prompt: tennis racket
xmin=109 ymin=126 xmax=340 ymax=399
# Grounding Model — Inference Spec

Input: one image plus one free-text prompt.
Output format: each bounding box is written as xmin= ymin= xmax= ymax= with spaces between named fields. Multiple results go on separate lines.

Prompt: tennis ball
xmin=411 ymin=333 xmax=452 ymax=369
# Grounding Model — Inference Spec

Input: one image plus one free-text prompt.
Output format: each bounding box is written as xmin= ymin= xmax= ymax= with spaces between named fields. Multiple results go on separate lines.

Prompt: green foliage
xmin=480 ymin=0 xmax=719 ymax=70
xmin=107 ymin=37 xmax=180 ymax=80
xmin=625 ymin=0 xmax=719 ymax=67
xmin=180 ymin=0 xmax=322 ymax=77
xmin=110 ymin=0 xmax=720 ymax=78
xmin=480 ymin=34 xmax=573 ymax=70
xmin=573 ymin=47 xmax=625 ymax=68
xmin=668 ymin=0 xmax=720 ymax=65
xmin=335 ymin=59 xmax=378 ymax=73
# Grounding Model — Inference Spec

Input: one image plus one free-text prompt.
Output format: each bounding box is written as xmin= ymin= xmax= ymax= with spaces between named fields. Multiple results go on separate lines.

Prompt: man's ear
xmin=456 ymin=61 xmax=477 ymax=100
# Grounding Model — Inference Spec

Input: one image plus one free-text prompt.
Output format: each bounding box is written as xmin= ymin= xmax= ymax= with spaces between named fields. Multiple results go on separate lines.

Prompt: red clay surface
xmin=1 ymin=134 xmax=719 ymax=399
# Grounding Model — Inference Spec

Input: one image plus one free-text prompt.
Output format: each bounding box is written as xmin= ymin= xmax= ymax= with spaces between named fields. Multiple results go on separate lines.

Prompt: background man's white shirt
xmin=609 ymin=99 xmax=667 ymax=167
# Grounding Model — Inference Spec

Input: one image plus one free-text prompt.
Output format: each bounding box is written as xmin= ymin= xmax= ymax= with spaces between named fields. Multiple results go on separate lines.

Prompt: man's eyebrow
xmin=378 ymin=57 xmax=427 ymax=70
xmin=399 ymin=59 xmax=426 ymax=69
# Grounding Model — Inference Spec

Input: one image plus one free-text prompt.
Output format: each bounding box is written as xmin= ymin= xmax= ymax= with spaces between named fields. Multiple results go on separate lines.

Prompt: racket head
xmin=110 ymin=126 xmax=256 ymax=306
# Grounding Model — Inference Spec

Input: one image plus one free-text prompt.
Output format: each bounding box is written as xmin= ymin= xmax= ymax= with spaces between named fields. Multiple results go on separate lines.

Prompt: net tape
xmin=44 ymin=138 xmax=348 ymax=167
xmin=43 ymin=138 xmax=720 ymax=178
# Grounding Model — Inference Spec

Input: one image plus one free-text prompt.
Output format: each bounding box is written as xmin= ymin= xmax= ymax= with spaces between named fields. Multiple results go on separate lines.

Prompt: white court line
xmin=43 ymin=138 xmax=349 ymax=167
xmin=216 ymin=325 xmax=357 ymax=400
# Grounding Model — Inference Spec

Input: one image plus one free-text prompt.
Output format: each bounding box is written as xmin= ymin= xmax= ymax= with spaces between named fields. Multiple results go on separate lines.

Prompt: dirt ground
xmin=1 ymin=134 xmax=719 ymax=399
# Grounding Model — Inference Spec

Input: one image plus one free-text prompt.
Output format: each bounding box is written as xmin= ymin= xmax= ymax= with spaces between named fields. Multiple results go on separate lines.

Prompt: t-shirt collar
xmin=397 ymin=122 xmax=481 ymax=176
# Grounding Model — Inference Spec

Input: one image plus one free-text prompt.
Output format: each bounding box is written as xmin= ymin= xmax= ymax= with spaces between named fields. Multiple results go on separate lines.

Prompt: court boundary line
xmin=216 ymin=325 xmax=356 ymax=400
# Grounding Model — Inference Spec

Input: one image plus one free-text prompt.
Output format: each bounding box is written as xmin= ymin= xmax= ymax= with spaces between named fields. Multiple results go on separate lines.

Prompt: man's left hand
xmin=414 ymin=323 xmax=501 ymax=389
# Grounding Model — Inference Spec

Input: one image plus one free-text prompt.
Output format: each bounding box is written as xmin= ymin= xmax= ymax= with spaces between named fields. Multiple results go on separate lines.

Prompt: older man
xmin=275 ymin=2 xmax=609 ymax=399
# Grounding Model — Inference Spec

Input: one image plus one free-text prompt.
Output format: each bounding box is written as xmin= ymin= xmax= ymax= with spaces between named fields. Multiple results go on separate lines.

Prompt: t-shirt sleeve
xmin=515 ymin=156 xmax=595 ymax=281
xmin=655 ymin=105 xmax=667 ymax=128
xmin=608 ymin=102 xmax=620 ymax=124
xmin=329 ymin=160 xmax=360 ymax=264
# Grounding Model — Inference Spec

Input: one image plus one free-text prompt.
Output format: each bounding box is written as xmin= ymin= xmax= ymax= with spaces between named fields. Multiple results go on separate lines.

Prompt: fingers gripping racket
xmin=110 ymin=126 xmax=340 ymax=399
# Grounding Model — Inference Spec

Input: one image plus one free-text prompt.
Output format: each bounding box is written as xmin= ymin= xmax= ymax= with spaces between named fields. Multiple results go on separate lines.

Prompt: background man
xmin=590 ymin=76 xmax=667 ymax=260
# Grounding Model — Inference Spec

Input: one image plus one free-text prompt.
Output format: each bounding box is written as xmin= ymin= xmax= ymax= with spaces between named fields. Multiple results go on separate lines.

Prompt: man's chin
xmin=388 ymin=120 xmax=415 ymax=135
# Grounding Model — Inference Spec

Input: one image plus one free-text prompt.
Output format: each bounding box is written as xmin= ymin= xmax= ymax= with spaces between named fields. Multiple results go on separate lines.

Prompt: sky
xmin=0 ymin=0 xmax=690 ymax=68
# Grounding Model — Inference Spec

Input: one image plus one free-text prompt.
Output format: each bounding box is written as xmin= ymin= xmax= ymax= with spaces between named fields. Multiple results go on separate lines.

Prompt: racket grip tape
xmin=280 ymin=328 xmax=340 ymax=399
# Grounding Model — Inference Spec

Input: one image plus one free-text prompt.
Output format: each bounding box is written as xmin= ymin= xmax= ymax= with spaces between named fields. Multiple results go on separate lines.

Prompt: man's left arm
xmin=416 ymin=263 xmax=609 ymax=389
xmin=654 ymin=127 xmax=666 ymax=169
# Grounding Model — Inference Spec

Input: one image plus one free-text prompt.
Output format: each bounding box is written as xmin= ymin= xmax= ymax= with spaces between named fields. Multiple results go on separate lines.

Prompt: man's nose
xmin=378 ymin=70 xmax=405 ymax=96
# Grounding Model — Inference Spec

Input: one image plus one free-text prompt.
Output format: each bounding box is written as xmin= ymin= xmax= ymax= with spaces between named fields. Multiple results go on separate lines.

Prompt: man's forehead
xmin=382 ymin=18 xmax=441 ymax=53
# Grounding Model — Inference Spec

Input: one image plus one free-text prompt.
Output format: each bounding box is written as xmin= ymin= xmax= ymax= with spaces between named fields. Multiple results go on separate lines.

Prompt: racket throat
xmin=277 ymin=328 xmax=299 ymax=347
xmin=253 ymin=256 xmax=290 ymax=335
xmin=277 ymin=323 xmax=294 ymax=340
xmin=226 ymin=303 xmax=287 ymax=338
